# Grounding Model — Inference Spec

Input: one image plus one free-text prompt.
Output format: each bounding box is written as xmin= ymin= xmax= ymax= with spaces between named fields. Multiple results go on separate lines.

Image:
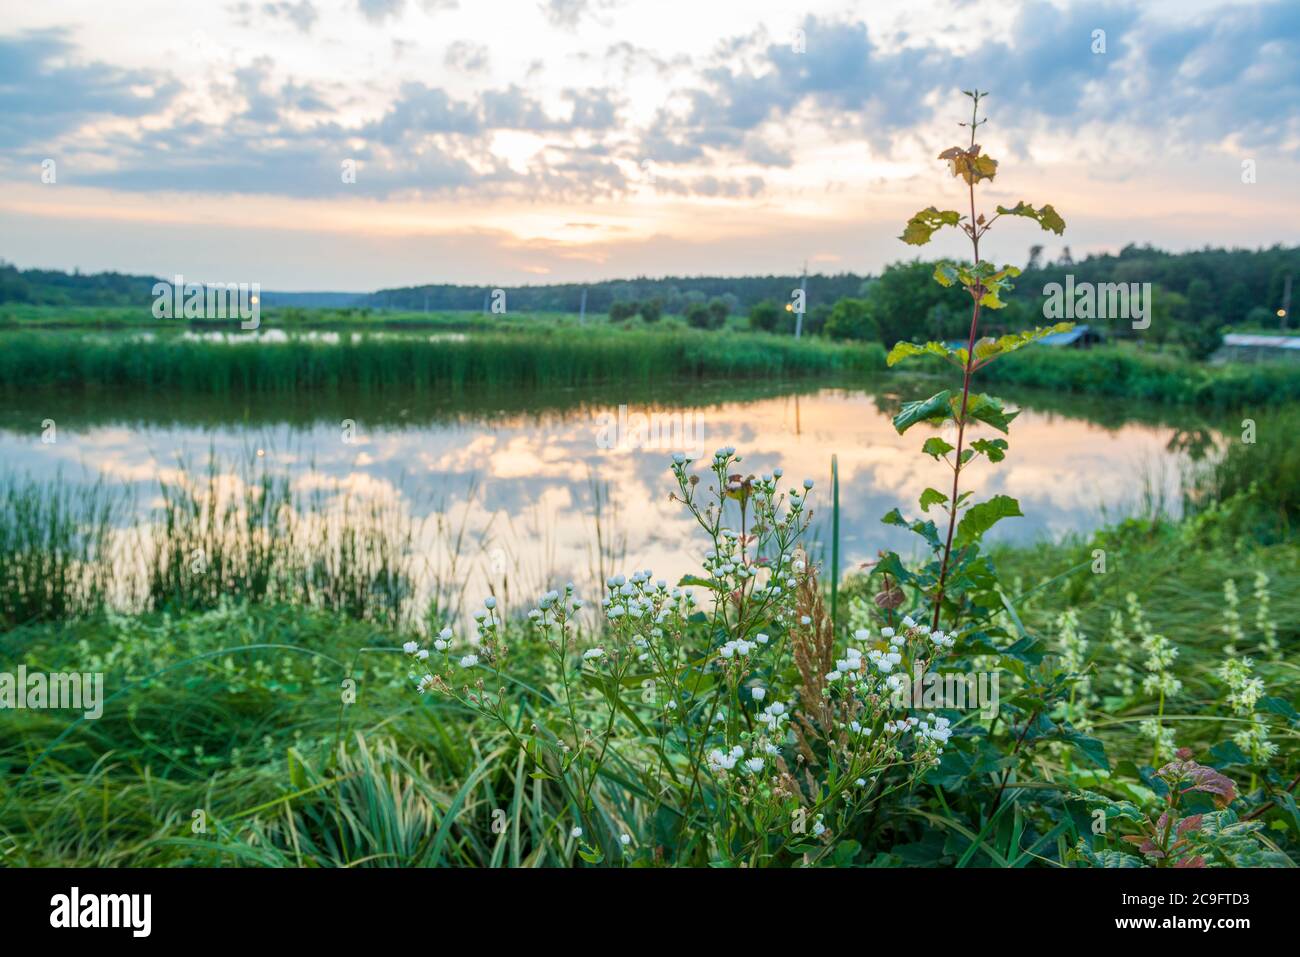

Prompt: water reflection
xmin=0 ymin=383 xmax=1211 ymax=616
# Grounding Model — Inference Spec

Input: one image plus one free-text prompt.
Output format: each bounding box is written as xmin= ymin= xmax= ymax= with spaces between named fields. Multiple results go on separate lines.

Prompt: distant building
xmin=1038 ymin=324 xmax=1105 ymax=348
xmin=1212 ymin=333 xmax=1300 ymax=364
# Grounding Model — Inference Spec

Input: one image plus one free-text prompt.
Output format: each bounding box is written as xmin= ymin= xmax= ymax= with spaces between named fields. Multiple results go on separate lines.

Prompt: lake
xmin=0 ymin=374 xmax=1216 ymax=617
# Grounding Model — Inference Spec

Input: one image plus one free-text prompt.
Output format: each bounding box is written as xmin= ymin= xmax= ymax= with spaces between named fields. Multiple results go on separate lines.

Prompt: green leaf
xmin=900 ymin=207 xmax=962 ymax=246
xmin=832 ymin=840 xmax=862 ymax=866
xmin=886 ymin=340 xmax=958 ymax=368
xmin=873 ymin=550 xmax=920 ymax=588
xmin=995 ymin=201 xmax=1066 ymax=236
xmin=955 ymin=494 xmax=1022 ymax=549
xmin=919 ymin=487 xmax=948 ymax=512
xmin=973 ymin=324 xmax=1075 ymax=365
xmin=1257 ymin=696 xmax=1298 ymax=722
xmin=1074 ymin=841 xmax=1144 ymax=868
xmin=921 ymin=436 xmax=954 ymax=459
xmin=882 ymin=508 xmax=941 ymax=549
xmin=892 ymin=390 xmax=952 ymax=434
xmin=932 ymin=261 xmax=960 ymax=287
xmin=1061 ymin=728 xmax=1110 ymax=770
xmin=677 ymin=574 xmax=714 ymax=589
xmin=963 ymin=393 xmax=1018 ymax=433
xmin=287 ymin=749 xmax=307 ymax=789
xmin=970 ymin=438 xmax=1008 ymax=463
xmin=1209 ymin=740 xmax=1250 ymax=767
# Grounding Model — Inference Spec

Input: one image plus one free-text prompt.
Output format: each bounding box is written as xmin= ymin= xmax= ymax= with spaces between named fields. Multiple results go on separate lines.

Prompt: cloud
xmin=357 ymin=0 xmax=404 ymax=23
xmin=0 ymin=29 xmax=179 ymax=147
xmin=538 ymin=0 xmax=589 ymax=29
xmin=654 ymin=174 xmax=766 ymax=199
xmin=363 ymin=83 xmax=483 ymax=143
xmin=637 ymin=16 xmax=947 ymax=164
xmin=563 ymin=88 xmax=621 ymax=130
xmin=1 ymin=0 xmax=1297 ymax=210
xmin=445 ymin=40 xmax=489 ymax=73
xmin=262 ymin=1 xmax=318 ymax=32
xmin=635 ymin=1 xmax=1300 ymax=168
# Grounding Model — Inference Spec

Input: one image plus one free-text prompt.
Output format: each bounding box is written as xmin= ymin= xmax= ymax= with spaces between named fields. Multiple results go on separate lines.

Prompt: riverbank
xmin=2 ymin=322 xmax=1295 ymax=409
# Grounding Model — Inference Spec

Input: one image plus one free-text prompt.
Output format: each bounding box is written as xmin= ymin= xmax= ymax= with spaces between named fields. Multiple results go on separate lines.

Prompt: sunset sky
xmin=2 ymin=0 xmax=1297 ymax=290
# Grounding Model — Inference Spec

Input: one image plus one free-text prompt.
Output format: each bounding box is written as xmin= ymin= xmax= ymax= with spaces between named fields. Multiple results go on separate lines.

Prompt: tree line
xmin=3 ymin=244 xmax=1295 ymax=358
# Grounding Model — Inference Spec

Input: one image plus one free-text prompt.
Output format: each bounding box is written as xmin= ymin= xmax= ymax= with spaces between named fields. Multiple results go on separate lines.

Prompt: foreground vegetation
xmin=0 ymin=429 xmax=1294 ymax=866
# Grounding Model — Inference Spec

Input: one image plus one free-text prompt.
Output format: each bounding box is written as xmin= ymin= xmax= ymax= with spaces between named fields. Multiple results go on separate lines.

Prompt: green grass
xmin=1182 ymin=405 xmax=1300 ymax=542
xmin=0 ymin=303 xmax=599 ymax=332
xmin=0 ymin=327 xmax=885 ymax=395
xmin=3 ymin=501 xmax=1294 ymax=867
xmin=0 ymin=602 xmax=579 ymax=866
xmin=979 ymin=345 xmax=1300 ymax=408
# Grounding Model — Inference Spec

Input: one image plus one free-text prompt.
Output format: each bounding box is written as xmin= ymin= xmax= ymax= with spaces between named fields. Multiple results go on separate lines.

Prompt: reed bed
xmin=0 ymin=476 xmax=124 ymax=627
xmin=0 ymin=460 xmax=422 ymax=629
xmin=0 ymin=455 xmax=629 ymax=631
xmin=0 ymin=329 xmax=886 ymax=395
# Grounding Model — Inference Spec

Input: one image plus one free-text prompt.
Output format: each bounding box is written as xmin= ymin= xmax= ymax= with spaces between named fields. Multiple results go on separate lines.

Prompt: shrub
xmin=685 ymin=302 xmax=714 ymax=329
xmin=608 ymin=301 xmax=638 ymax=322
xmin=748 ymin=300 xmax=780 ymax=332
xmin=824 ymin=298 xmax=879 ymax=341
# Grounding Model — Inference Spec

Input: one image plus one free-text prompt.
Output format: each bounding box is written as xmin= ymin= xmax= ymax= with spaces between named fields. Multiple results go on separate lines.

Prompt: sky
xmin=1 ymin=0 xmax=1297 ymax=291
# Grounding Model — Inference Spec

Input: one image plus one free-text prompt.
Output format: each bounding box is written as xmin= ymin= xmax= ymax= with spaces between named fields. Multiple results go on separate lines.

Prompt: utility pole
xmin=579 ymin=287 xmax=587 ymax=324
xmin=794 ymin=261 xmax=807 ymax=338
xmin=1281 ymin=274 xmax=1292 ymax=331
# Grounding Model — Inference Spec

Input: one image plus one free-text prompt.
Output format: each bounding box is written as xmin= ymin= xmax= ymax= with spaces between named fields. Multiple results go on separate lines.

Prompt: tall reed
xmin=0 ymin=475 xmax=125 ymax=628
xmin=0 ymin=329 xmax=886 ymax=395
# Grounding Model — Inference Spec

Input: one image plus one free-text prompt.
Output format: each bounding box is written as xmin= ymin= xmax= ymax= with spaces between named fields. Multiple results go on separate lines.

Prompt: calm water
xmin=1 ymin=378 xmax=1213 ymax=612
